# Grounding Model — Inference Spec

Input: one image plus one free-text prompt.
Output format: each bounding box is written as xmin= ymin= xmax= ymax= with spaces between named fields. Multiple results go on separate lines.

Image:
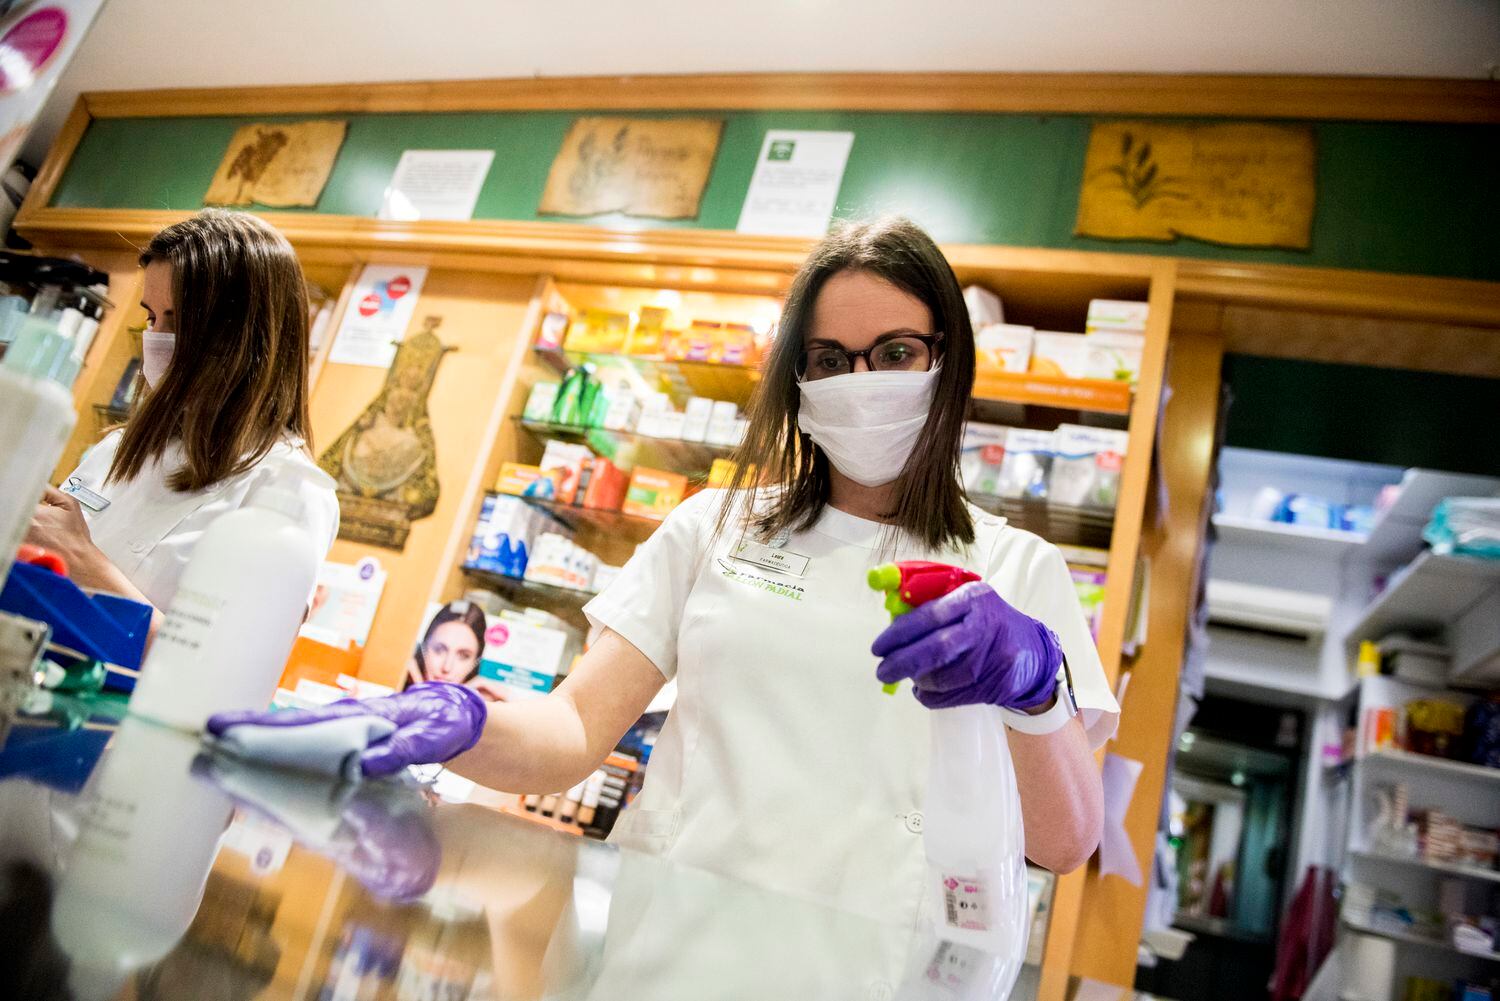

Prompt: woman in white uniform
xmin=25 ymin=209 xmax=339 ymax=633
xmin=209 ymin=219 xmax=1116 ymax=922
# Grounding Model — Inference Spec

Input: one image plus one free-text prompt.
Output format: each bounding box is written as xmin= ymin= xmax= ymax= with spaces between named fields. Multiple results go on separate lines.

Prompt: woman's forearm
xmin=1010 ymin=716 xmax=1104 ymax=873
xmin=73 ymin=547 xmax=163 ymax=644
xmin=446 ymin=628 xmax=667 ymax=795
xmin=447 ymin=693 xmax=599 ymax=794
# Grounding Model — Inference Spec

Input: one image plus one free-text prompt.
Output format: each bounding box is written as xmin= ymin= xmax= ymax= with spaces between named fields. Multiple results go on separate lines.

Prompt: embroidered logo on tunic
xmin=716 ymin=559 xmax=805 ymax=601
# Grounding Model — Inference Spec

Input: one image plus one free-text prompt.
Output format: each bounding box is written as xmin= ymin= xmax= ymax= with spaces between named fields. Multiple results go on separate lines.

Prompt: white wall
xmin=21 ymin=0 xmax=1500 ymax=164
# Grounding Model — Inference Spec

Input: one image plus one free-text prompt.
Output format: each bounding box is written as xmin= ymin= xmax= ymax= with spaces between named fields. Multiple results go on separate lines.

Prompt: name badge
xmin=63 ymin=477 xmax=111 ymax=513
xmin=731 ymin=540 xmax=810 ymax=578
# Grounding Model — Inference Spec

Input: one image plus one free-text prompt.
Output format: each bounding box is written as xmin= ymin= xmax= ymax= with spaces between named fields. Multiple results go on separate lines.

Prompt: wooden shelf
xmin=461 ymin=565 xmax=596 ymax=605
xmin=1345 ymin=551 xmax=1500 ymax=649
xmin=535 ymin=345 xmax=760 ymax=410
xmin=516 ymin=418 xmax=733 ymax=477
xmin=1359 ymin=469 xmax=1500 ymax=567
xmin=971 ymin=494 xmax=1116 ymax=550
xmin=1362 ymin=747 xmax=1500 ymax=784
xmin=1212 ymin=514 xmax=1367 ymax=556
xmin=1351 ymin=849 xmax=1500 ymax=885
xmin=971 ymin=370 xmax=1133 ymax=416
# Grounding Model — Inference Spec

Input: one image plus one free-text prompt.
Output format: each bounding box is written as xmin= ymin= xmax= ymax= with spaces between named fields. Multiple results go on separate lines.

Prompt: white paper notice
xmin=328 ymin=264 xmax=428 ymax=368
xmin=378 ymin=150 xmax=495 ymax=221
xmin=1099 ymin=752 xmax=1145 ymax=886
xmin=736 ymin=130 xmax=854 ymax=237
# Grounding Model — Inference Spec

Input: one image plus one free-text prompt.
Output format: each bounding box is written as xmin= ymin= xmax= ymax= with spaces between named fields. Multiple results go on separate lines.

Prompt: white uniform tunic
xmin=62 ymin=430 xmax=340 ymax=610
xmin=584 ymin=488 xmax=1118 ymax=926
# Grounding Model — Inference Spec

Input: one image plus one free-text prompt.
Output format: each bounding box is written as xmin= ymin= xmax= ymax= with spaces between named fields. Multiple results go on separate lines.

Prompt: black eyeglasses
xmin=798 ymin=333 xmax=942 ymax=381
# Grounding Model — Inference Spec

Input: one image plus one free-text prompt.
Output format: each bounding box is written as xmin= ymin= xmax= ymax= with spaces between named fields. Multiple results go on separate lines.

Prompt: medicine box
xmin=523 ymin=382 xmax=560 ymax=423
xmin=960 ymin=423 xmax=1010 ymax=495
xmin=623 ymin=468 xmax=688 ymax=519
xmin=1028 ymin=332 xmax=1093 ymax=380
xmin=477 ymin=615 xmax=570 ymax=699
xmin=681 ymin=396 xmax=714 ymax=443
xmin=1086 ymin=299 xmax=1149 ymax=335
xmin=536 ymin=311 xmax=570 ymax=352
xmin=975 ymin=324 xmax=1034 ymax=374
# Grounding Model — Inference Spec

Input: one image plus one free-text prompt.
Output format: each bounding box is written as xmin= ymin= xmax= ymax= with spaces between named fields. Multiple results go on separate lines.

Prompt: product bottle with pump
xmin=869 ymin=562 xmax=1029 ymax=990
xmin=128 ymin=462 xmax=332 ymax=731
xmin=0 ymin=314 xmax=80 ymax=587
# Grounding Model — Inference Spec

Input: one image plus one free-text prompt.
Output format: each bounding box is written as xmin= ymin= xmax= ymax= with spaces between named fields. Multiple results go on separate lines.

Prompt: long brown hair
xmin=109 ymin=209 xmax=312 ymax=492
xmin=719 ymin=217 xmax=976 ymax=551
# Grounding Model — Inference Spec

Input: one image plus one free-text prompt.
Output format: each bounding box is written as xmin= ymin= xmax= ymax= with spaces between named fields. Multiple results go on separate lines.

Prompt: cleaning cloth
xmin=210 ymin=715 xmax=397 ymax=782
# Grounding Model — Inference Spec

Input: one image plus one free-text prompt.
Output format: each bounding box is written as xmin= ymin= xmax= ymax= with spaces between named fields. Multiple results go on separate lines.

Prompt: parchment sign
xmin=539 ymin=117 xmax=723 ymax=219
xmin=1075 ymin=121 xmax=1315 ymax=250
xmin=205 ymin=120 xmax=347 ymax=208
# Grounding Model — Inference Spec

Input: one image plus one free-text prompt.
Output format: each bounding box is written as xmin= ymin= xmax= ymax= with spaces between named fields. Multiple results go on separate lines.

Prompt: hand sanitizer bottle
xmin=128 ymin=461 xmax=333 ymax=731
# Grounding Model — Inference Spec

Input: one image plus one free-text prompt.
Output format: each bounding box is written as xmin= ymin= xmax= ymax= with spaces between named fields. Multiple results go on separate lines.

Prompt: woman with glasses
xmin=209 ymin=219 xmax=1116 ymax=929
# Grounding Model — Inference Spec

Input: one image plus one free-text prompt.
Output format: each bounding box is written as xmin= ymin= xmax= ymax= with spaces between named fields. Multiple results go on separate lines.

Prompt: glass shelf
xmin=491 ymin=492 xmax=667 ymax=538
xmin=969 ymin=493 xmax=1116 ymax=550
xmin=515 ymin=418 xmax=733 ymax=477
xmin=534 ymin=346 xmax=760 ymax=410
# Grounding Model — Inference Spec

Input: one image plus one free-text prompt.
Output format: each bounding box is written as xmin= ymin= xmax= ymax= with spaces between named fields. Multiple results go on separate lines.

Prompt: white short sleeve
xmin=1008 ymin=540 xmax=1120 ymax=750
xmin=583 ymin=490 xmax=718 ymax=680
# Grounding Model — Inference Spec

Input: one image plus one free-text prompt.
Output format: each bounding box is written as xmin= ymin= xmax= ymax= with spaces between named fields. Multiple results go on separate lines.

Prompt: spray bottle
xmin=869 ymin=561 xmax=1029 ymax=996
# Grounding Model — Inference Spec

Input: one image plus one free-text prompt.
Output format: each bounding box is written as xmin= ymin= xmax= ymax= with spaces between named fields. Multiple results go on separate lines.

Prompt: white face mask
xmin=140 ymin=329 xmax=175 ymax=388
xmin=796 ymin=368 xmax=940 ymax=487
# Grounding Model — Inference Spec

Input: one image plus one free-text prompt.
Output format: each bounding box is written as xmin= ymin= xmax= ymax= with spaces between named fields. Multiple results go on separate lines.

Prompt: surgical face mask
xmin=141 ymin=329 xmax=176 ymax=388
xmin=796 ymin=367 xmax=940 ymax=487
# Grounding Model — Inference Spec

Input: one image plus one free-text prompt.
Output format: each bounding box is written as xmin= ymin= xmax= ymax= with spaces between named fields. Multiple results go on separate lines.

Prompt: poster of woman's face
xmin=406 ymin=601 xmax=508 ymax=700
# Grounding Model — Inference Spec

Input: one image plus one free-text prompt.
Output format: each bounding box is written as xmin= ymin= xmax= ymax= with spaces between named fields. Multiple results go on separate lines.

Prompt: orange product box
xmin=563 ymin=309 xmax=630 ymax=354
xmin=581 ymin=457 xmax=629 ymax=511
xmin=712 ymin=323 xmax=757 ymax=365
xmin=622 ymin=467 xmax=688 ymax=520
xmin=496 ymin=462 xmax=563 ymax=500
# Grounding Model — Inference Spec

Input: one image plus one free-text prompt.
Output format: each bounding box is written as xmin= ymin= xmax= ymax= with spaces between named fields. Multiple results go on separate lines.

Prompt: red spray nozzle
xmin=868 ymin=560 xmax=981 ymax=693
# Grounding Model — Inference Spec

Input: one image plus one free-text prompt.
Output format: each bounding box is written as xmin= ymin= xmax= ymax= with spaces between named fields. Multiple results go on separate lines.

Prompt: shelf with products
xmin=535 ymin=345 xmax=761 ymax=412
xmin=1344 ymin=551 xmax=1500 ymax=651
xmin=515 ymin=417 xmax=734 ymax=479
xmin=1359 ymin=469 xmax=1500 ymax=568
xmin=1341 ymin=916 xmax=1500 ymax=964
xmin=1350 ymin=848 xmax=1500 ymax=885
xmin=1362 ymin=747 xmax=1500 ymax=785
xmin=510 ymin=493 xmax=668 ymax=538
xmin=460 ymin=564 xmax=597 ymax=625
xmin=1210 ymin=514 xmax=1368 ymax=555
xmin=972 ymin=370 xmax=1133 ymax=417
xmin=970 ymin=494 xmax=1116 ymax=551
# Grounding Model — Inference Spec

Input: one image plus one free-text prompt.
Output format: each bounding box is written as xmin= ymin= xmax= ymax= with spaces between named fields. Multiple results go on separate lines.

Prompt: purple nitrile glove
xmin=206 ymin=682 xmax=489 ymax=778
xmin=871 ymin=581 xmax=1062 ymax=711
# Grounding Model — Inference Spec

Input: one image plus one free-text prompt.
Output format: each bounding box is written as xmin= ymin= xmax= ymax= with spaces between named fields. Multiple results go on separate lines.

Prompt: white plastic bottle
xmin=51 ymin=716 xmax=235 ymax=1001
xmin=128 ymin=461 xmax=330 ymax=731
xmin=920 ymin=704 xmax=1030 ymax=983
xmin=0 ymin=315 xmax=79 ymax=586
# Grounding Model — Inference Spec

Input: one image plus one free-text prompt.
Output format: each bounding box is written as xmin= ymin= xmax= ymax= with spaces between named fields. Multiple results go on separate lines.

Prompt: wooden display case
xmin=18 ymin=71 xmax=1499 ymax=1000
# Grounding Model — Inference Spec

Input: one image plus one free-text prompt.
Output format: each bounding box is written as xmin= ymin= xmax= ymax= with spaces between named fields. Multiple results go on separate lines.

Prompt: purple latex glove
xmin=872 ymin=581 xmax=1061 ymax=711
xmin=206 ymin=682 xmax=488 ymax=778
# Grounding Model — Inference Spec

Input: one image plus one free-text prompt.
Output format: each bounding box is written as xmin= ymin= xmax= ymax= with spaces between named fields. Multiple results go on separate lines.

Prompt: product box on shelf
xmin=525 ymin=532 xmax=598 ymax=591
xmin=1049 ymin=424 xmax=1128 ymax=509
xmin=523 ymin=382 xmax=560 ymax=423
xmin=975 ymin=324 xmax=1034 ymax=374
xmin=961 ymin=423 xmax=1010 ymax=495
xmin=996 ymin=428 xmax=1056 ymax=500
xmin=714 ymin=323 xmax=758 ymax=365
xmin=1085 ymin=299 xmax=1149 ymax=335
xmin=466 ymin=494 xmax=572 ymax=579
xmin=963 ymin=285 xmax=1004 ymax=328
xmin=666 ymin=321 xmax=719 ymax=362
xmin=626 ymin=306 xmax=670 ymax=356
xmin=705 ymin=400 xmax=740 ymax=445
xmin=601 ymin=385 xmax=641 ymax=432
xmin=582 ymin=457 xmax=629 ymax=511
xmin=496 ymin=462 xmax=564 ymax=499
xmin=539 ymin=441 xmax=594 ymax=505
xmin=623 ymin=468 xmax=689 ymax=519
xmin=536 ymin=311 xmax=570 ymax=352
xmin=681 ymin=396 xmax=714 ymax=442
xmin=1081 ymin=330 xmax=1145 ymax=383
xmin=636 ymin=407 xmax=685 ymax=440
xmin=1070 ymin=567 xmax=1107 ymax=641
xmin=1028 ymin=331 xmax=1093 ymax=380
xmin=564 ymin=309 xmax=630 ymax=354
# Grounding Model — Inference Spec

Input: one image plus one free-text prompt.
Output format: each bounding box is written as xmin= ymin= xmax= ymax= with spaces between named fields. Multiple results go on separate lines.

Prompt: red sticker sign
xmin=357 ymin=293 xmax=382 ymax=318
xmin=386 ymin=275 xmax=412 ymax=299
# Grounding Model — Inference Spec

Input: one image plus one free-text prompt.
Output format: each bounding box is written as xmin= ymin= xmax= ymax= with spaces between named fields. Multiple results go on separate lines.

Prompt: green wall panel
xmin=51 ymin=110 xmax=1499 ymax=281
xmin=1222 ymin=355 xmax=1500 ymax=476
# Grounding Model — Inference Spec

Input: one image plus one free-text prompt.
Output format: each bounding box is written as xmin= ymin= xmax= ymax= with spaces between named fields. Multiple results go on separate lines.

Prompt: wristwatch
xmin=1000 ymin=656 xmax=1080 ymax=736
